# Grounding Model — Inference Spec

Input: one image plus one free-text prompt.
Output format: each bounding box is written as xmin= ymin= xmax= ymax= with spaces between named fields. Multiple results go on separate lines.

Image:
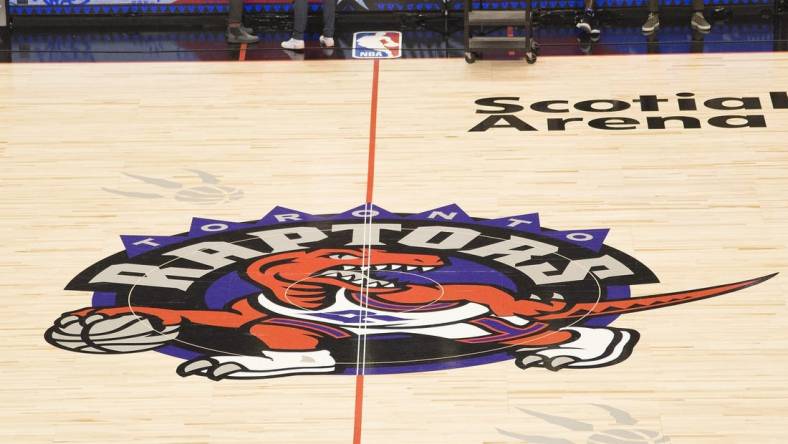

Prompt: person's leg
xmin=576 ymin=0 xmax=599 ymax=37
xmin=226 ymin=0 xmax=259 ymax=43
xmin=318 ymin=0 xmax=336 ymax=47
xmin=322 ymin=0 xmax=336 ymax=38
xmin=228 ymin=0 xmax=243 ymax=25
xmin=293 ymin=0 xmax=308 ymax=40
xmin=282 ymin=0 xmax=307 ymax=49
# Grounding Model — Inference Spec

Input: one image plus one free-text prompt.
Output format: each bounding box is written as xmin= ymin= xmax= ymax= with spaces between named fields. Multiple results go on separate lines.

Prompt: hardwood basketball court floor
xmin=1 ymin=53 xmax=787 ymax=443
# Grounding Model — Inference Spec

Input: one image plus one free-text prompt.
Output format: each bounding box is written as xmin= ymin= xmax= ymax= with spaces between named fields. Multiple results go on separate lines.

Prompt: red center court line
xmin=365 ymin=59 xmax=380 ymax=205
xmin=238 ymin=43 xmax=248 ymax=61
xmin=353 ymin=58 xmax=380 ymax=444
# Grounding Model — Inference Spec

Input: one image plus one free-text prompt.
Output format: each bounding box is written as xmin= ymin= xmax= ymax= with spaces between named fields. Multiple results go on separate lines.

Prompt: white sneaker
xmin=319 ymin=35 xmax=335 ymax=48
xmin=281 ymin=38 xmax=305 ymax=50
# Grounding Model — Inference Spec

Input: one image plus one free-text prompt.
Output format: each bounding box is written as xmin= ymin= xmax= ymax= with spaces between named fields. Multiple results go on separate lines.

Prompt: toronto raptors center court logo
xmin=45 ymin=204 xmax=775 ymax=380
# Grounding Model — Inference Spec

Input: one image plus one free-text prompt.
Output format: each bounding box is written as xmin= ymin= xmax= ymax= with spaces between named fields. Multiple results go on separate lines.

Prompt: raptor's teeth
xmin=383 ymin=283 xmax=395 ymax=288
xmin=552 ymin=293 xmax=565 ymax=301
xmin=374 ymin=265 xmax=387 ymax=270
xmin=368 ymin=282 xmax=380 ymax=287
xmin=406 ymin=266 xmax=417 ymax=271
xmin=421 ymin=267 xmax=434 ymax=271
xmin=390 ymin=265 xmax=401 ymax=270
xmin=529 ymin=294 xmax=541 ymax=301
xmin=342 ymin=266 xmax=355 ymax=270
xmin=340 ymin=274 xmax=354 ymax=280
xmin=352 ymin=279 xmax=364 ymax=285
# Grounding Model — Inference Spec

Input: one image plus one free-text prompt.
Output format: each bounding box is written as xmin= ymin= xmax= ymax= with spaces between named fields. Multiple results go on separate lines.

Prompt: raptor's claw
xmin=512 ymin=327 xmax=639 ymax=371
xmin=545 ymin=356 xmax=578 ymax=371
xmin=57 ymin=315 xmax=80 ymax=327
xmin=209 ymin=363 xmax=246 ymax=381
xmin=84 ymin=313 xmax=106 ymax=325
xmin=515 ymin=354 xmax=544 ymax=370
xmin=177 ymin=359 xmax=216 ymax=377
xmin=172 ymin=351 xmax=336 ymax=380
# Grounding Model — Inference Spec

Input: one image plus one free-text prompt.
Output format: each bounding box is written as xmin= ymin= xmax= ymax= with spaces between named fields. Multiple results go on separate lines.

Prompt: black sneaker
xmin=641 ymin=13 xmax=660 ymax=34
xmin=576 ymin=9 xmax=600 ymax=37
xmin=691 ymin=12 xmax=711 ymax=33
xmin=226 ymin=26 xmax=259 ymax=44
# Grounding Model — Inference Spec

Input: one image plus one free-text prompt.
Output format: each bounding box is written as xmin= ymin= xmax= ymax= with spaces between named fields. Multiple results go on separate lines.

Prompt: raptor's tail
xmin=535 ymin=273 xmax=777 ymax=321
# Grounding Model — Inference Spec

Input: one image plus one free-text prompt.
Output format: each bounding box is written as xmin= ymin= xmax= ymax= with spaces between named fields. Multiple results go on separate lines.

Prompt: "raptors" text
xmin=90 ymin=218 xmax=632 ymax=290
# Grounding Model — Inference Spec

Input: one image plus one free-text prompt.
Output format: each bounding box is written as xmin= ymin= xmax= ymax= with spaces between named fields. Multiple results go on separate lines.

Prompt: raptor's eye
xmin=328 ymin=254 xmax=359 ymax=260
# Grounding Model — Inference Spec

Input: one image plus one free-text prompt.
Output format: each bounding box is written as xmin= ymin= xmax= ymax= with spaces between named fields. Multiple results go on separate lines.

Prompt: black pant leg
xmin=322 ymin=0 xmax=336 ymax=38
xmin=293 ymin=0 xmax=308 ymax=40
xmin=228 ymin=0 xmax=243 ymax=24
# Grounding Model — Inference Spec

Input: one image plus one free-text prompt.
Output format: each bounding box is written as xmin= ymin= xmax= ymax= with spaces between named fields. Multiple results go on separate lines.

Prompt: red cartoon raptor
xmin=46 ymin=248 xmax=774 ymax=380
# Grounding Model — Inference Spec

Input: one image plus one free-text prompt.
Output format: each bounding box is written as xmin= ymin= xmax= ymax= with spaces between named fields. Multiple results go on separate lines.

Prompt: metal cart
xmin=463 ymin=1 xmax=537 ymax=64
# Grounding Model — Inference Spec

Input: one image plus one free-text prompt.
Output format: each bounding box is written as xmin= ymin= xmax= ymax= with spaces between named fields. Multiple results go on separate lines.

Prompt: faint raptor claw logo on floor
xmin=103 ymin=170 xmax=243 ymax=204
xmin=498 ymin=404 xmax=670 ymax=444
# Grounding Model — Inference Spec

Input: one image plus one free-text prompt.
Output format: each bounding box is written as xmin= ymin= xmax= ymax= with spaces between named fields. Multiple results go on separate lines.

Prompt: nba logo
xmin=352 ymin=31 xmax=402 ymax=59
